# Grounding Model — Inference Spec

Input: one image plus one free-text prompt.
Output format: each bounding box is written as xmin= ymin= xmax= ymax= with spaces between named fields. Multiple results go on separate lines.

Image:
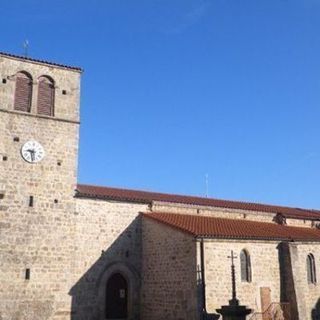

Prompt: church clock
xmin=21 ymin=140 xmax=45 ymax=163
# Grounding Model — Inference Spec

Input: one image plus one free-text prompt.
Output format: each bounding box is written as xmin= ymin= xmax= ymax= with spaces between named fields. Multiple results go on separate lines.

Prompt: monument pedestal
xmin=216 ymin=299 xmax=252 ymax=320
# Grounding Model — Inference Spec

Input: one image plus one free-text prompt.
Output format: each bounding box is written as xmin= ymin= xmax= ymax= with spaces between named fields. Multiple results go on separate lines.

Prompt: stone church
xmin=1 ymin=52 xmax=320 ymax=320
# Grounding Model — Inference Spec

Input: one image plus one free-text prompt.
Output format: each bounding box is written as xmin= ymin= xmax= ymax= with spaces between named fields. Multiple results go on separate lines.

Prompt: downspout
xmin=200 ymin=238 xmax=207 ymax=316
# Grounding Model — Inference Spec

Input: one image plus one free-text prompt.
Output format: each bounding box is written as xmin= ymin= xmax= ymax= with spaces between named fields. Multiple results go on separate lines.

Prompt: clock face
xmin=21 ymin=140 xmax=45 ymax=163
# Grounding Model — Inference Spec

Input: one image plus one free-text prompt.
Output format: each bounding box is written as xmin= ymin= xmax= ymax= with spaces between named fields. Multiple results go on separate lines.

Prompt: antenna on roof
xmin=205 ymin=173 xmax=209 ymax=198
xmin=23 ymin=40 xmax=29 ymax=57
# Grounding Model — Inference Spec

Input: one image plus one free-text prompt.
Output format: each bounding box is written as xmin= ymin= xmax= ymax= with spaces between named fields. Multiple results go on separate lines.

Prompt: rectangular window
xmin=25 ymin=268 xmax=30 ymax=280
xmin=29 ymin=196 xmax=34 ymax=207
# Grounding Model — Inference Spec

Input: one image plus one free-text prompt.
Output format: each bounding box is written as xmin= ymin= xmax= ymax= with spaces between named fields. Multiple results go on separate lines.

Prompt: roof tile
xmin=143 ymin=212 xmax=320 ymax=241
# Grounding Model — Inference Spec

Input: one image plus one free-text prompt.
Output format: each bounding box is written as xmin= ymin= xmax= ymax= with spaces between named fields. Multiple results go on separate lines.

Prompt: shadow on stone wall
xmin=312 ymin=298 xmax=320 ymax=320
xmin=196 ymin=265 xmax=220 ymax=320
xmin=202 ymin=312 xmax=220 ymax=320
xmin=69 ymin=216 xmax=142 ymax=320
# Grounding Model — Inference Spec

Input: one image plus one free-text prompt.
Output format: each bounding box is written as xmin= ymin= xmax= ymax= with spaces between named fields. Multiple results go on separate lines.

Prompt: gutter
xmin=195 ymin=237 xmax=207 ymax=318
xmin=200 ymin=238 xmax=206 ymax=316
xmin=195 ymin=235 xmax=320 ymax=243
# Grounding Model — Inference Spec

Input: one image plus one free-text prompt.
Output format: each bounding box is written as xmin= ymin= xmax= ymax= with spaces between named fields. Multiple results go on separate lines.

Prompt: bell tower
xmin=0 ymin=52 xmax=82 ymax=319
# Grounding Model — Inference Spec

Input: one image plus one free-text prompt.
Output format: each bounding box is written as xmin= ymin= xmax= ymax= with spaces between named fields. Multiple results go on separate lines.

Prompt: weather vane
xmin=23 ymin=40 xmax=29 ymax=57
xmin=205 ymin=173 xmax=209 ymax=198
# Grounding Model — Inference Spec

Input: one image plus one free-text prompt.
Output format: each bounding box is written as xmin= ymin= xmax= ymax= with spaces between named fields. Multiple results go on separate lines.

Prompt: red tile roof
xmin=0 ymin=51 xmax=82 ymax=72
xmin=143 ymin=212 xmax=320 ymax=241
xmin=76 ymin=184 xmax=320 ymax=220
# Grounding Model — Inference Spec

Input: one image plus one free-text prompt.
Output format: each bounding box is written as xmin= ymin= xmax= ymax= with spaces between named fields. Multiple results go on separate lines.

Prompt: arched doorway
xmin=105 ymin=273 xmax=128 ymax=319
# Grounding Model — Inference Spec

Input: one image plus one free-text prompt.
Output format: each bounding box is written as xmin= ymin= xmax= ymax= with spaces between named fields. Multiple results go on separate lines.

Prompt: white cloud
xmin=164 ymin=0 xmax=211 ymax=34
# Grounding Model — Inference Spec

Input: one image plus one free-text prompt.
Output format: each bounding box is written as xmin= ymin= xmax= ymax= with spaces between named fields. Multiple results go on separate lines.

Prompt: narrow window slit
xmin=307 ymin=254 xmax=317 ymax=284
xmin=25 ymin=268 xmax=30 ymax=280
xmin=29 ymin=196 xmax=34 ymax=207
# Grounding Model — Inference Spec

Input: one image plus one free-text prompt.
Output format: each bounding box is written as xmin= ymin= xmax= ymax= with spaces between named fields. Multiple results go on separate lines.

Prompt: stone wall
xmin=72 ymin=198 xmax=148 ymax=320
xmin=141 ymin=217 xmax=199 ymax=320
xmin=153 ymin=202 xmax=275 ymax=223
xmin=0 ymin=56 xmax=81 ymax=320
xmin=278 ymin=242 xmax=299 ymax=319
xmin=290 ymin=243 xmax=320 ymax=320
xmin=153 ymin=201 xmax=315 ymax=227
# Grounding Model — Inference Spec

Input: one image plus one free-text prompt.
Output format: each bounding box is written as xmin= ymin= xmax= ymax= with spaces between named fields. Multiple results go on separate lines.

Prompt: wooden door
xmin=105 ymin=273 xmax=128 ymax=319
xmin=260 ymin=287 xmax=271 ymax=320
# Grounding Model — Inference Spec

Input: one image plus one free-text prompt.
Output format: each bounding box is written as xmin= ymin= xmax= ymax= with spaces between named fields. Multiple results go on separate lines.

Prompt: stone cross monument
xmin=216 ymin=250 xmax=252 ymax=320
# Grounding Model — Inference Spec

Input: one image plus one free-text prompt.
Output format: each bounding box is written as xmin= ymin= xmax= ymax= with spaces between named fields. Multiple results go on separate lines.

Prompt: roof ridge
xmin=0 ymin=51 xmax=82 ymax=72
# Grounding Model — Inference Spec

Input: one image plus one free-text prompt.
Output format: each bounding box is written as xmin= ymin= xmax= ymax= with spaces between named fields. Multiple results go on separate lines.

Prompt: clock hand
xmin=27 ymin=149 xmax=35 ymax=161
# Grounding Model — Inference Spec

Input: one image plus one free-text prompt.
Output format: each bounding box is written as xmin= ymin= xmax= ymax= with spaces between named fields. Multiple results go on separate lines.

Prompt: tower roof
xmin=0 ymin=51 xmax=82 ymax=72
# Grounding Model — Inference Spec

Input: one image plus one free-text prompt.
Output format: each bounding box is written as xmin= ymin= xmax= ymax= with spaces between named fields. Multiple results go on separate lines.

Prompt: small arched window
xmin=37 ymin=76 xmax=55 ymax=116
xmin=14 ymin=71 xmax=32 ymax=112
xmin=307 ymin=254 xmax=317 ymax=284
xmin=240 ymin=249 xmax=252 ymax=282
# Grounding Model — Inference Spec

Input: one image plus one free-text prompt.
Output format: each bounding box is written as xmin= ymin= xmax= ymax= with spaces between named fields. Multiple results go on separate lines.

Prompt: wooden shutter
xmin=37 ymin=77 xmax=54 ymax=116
xmin=14 ymin=73 xmax=32 ymax=112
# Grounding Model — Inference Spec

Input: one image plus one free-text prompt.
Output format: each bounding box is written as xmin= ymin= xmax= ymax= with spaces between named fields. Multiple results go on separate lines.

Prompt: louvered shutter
xmin=37 ymin=77 xmax=54 ymax=116
xmin=14 ymin=73 xmax=32 ymax=112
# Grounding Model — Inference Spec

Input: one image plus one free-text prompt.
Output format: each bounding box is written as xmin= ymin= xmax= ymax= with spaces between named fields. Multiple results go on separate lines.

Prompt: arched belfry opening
xmin=105 ymin=273 xmax=128 ymax=319
xmin=37 ymin=75 xmax=55 ymax=116
xmin=14 ymin=71 xmax=33 ymax=112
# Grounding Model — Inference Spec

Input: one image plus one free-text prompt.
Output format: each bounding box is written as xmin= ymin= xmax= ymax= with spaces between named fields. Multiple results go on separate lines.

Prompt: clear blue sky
xmin=1 ymin=0 xmax=320 ymax=208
